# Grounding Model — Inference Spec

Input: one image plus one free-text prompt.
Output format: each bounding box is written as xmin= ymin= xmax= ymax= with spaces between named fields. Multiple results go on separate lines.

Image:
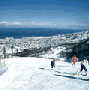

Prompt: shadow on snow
xmin=55 ymin=71 xmax=77 ymax=75
xmin=54 ymin=71 xmax=89 ymax=81
xmin=0 ymin=67 xmax=8 ymax=76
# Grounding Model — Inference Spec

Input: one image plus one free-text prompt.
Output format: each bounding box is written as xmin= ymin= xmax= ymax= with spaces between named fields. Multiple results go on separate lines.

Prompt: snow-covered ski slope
xmin=0 ymin=57 xmax=89 ymax=90
xmin=40 ymin=46 xmax=66 ymax=59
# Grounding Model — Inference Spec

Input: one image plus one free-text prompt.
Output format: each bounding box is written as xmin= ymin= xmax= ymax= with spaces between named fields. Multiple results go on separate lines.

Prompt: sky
xmin=0 ymin=0 xmax=89 ymax=29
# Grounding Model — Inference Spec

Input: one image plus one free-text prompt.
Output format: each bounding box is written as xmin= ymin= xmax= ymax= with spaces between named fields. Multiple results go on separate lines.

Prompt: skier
xmin=72 ymin=55 xmax=78 ymax=66
xmin=78 ymin=59 xmax=87 ymax=76
xmin=51 ymin=58 xmax=55 ymax=68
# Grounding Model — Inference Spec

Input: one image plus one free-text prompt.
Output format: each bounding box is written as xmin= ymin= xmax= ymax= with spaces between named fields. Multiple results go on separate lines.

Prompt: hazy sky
xmin=0 ymin=0 xmax=89 ymax=29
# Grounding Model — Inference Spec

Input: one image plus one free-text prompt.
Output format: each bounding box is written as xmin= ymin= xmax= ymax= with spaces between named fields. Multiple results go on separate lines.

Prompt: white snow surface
xmin=40 ymin=46 xmax=66 ymax=59
xmin=0 ymin=57 xmax=89 ymax=90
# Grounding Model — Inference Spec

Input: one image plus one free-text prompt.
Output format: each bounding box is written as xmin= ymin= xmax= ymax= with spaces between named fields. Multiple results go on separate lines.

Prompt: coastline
xmin=0 ymin=28 xmax=87 ymax=38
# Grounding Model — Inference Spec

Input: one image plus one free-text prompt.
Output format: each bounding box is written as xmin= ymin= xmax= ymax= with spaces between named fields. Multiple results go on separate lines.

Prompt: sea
xmin=0 ymin=28 xmax=87 ymax=38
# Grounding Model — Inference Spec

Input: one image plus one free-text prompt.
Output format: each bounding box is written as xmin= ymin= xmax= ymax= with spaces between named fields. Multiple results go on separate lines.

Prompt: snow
xmin=0 ymin=46 xmax=89 ymax=90
xmin=40 ymin=46 xmax=66 ymax=59
xmin=0 ymin=57 xmax=89 ymax=90
xmin=1 ymin=29 xmax=89 ymax=90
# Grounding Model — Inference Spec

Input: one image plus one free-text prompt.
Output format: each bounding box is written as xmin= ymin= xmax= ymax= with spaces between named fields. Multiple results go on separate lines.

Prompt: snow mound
xmin=0 ymin=59 xmax=8 ymax=76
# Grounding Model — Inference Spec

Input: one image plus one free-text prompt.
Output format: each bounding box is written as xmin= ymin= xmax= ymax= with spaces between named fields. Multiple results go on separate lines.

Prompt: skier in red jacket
xmin=72 ymin=55 xmax=78 ymax=66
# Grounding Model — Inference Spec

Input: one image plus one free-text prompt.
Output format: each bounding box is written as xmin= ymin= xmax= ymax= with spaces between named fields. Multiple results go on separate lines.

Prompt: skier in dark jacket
xmin=78 ymin=59 xmax=87 ymax=76
xmin=51 ymin=58 xmax=55 ymax=68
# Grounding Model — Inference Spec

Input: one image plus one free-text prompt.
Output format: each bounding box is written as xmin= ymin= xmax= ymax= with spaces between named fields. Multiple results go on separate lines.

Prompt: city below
xmin=0 ymin=30 xmax=89 ymax=58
